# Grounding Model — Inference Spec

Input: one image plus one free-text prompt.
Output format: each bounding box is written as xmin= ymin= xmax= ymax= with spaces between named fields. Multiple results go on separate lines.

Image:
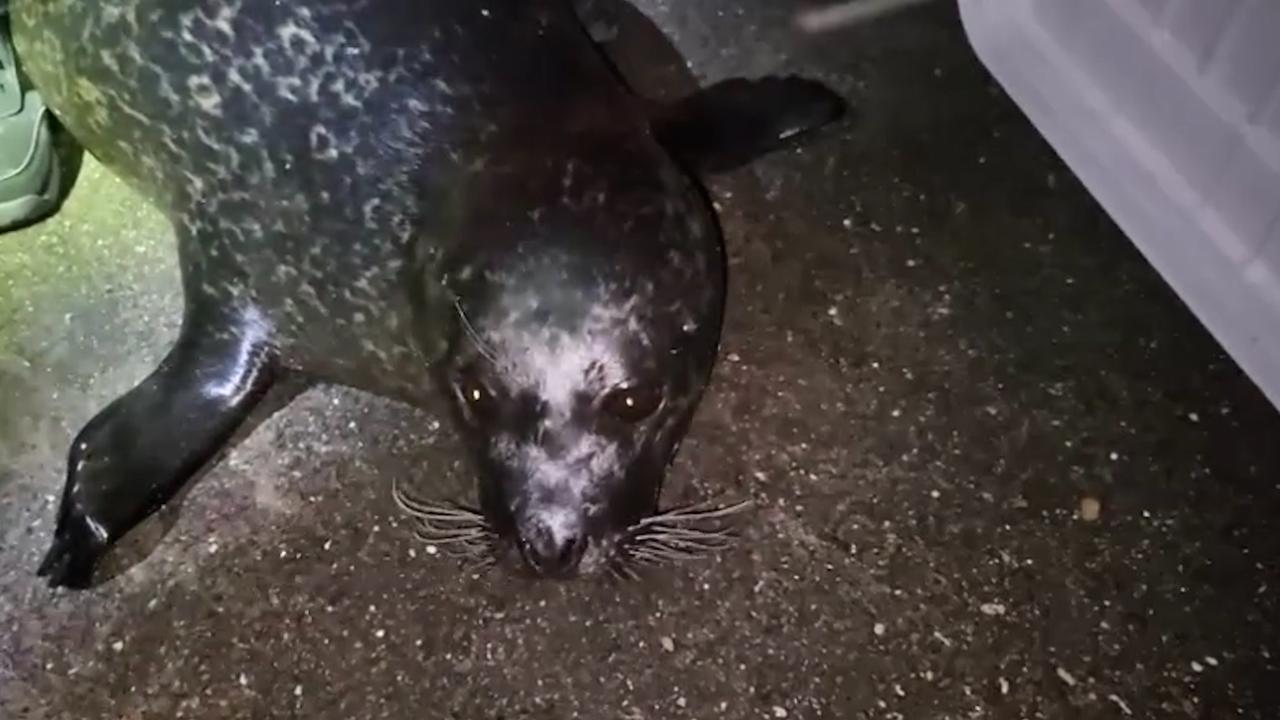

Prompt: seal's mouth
xmin=390 ymin=478 xmax=753 ymax=580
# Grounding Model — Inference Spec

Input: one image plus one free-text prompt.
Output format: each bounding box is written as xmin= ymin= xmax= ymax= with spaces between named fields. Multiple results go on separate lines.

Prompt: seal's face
xmin=430 ymin=196 xmax=726 ymax=578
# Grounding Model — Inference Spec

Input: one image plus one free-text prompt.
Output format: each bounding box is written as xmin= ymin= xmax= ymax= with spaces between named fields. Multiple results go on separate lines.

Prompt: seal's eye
xmin=457 ymin=368 xmax=498 ymax=420
xmin=601 ymin=384 xmax=663 ymax=424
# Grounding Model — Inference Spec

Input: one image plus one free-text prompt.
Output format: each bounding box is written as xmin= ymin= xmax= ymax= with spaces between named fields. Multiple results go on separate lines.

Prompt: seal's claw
xmin=36 ymin=509 xmax=105 ymax=590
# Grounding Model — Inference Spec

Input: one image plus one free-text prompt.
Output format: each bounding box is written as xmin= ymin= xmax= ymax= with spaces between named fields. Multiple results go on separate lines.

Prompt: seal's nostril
xmin=556 ymin=534 xmax=587 ymax=567
xmin=522 ymin=529 xmax=588 ymax=576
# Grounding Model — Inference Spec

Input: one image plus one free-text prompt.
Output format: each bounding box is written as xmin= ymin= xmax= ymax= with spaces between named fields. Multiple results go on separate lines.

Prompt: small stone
xmin=1191 ymin=660 xmax=1204 ymax=673
xmin=374 ymin=629 xmax=386 ymax=639
xmin=1109 ymin=451 xmax=1119 ymax=461
xmin=998 ymin=677 xmax=1009 ymax=696
xmin=676 ymin=697 xmax=687 ymax=709
xmin=842 ymin=218 xmax=853 ymax=229
xmin=873 ymin=622 xmax=886 ymax=637
xmin=1055 ymin=667 xmax=1077 ymax=687
xmin=979 ymin=602 xmax=1007 ymax=617
xmin=1188 ymin=412 xmax=1200 ymax=423
xmin=1080 ymin=497 xmax=1102 ymax=522
xmin=1205 ymin=656 xmax=1219 ymax=667
xmin=110 ymin=640 xmax=124 ymax=653
xmin=772 ymin=706 xmax=788 ymax=718
xmin=294 ymin=684 xmax=303 ymax=697
xmin=1107 ymin=694 xmax=1133 ymax=716
xmin=238 ymin=672 xmax=248 ymax=687
xmin=425 ymin=545 xmax=439 ymax=556
xmin=660 ymin=637 xmax=675 ymax=653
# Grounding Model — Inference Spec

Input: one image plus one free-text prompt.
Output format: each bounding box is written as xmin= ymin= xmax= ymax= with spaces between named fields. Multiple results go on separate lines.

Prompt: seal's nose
xmin=518 ymin=520 xmax=588 ymax=577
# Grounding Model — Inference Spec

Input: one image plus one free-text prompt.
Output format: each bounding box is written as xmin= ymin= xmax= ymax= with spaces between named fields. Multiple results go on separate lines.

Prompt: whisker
xmin=623 ymin=549 xmax=667 ymax=565
xmin=449 ymin=539 xmax=496 ymax=559
xmin=411 ymin=527 xmax=491 ymax=545
xmin=612 ymin=497 xmax=755 ymax=573
xmin=633 ymin=534 xmax=734 ymax=553
xmin=606 ymin=563 xmax=626 ymax=583
xmin=643 ymin=538 xmax=725 ymax=557
xmin=629 ymin=544 xmax=703 ymax=562
xmin=629 ymin=554 xmax=666 ymax=568
xmin=454 ymin=297 xmax=499 ymax=364
xmin=391 ymin=478 xmax=486 ymax=524
xmin=630 ymin=498 xmax=755 ymax=530
xmin=461 ymin=554 xmax=498 ymax=574
xmin=631 ymin=525 xmax=737 ymax=542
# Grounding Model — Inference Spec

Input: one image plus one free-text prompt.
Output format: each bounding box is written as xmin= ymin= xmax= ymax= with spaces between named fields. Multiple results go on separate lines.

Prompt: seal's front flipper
xmin=36 ymin=308 xmax=276 ymax=589
xmin=650 ymin=76 xmax=848 ymax=175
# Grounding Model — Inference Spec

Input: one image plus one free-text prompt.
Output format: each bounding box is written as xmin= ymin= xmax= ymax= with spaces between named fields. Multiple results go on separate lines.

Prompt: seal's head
xmin=417 ymin=138 xmax=738 ymax=578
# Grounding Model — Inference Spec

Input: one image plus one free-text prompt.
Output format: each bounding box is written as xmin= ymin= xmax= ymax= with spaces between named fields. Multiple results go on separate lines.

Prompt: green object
xmin=0 ymin=13 xmax=66 ymax=233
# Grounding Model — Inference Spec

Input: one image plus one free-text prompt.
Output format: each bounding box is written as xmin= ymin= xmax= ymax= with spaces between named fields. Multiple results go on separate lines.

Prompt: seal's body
xmin=16 ymin=0 xmax=845 ymax=587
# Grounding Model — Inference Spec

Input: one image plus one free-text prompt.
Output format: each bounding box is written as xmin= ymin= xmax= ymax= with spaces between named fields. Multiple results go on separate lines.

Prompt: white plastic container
xmin=958 ymin=0 xmax=1280 ymax=411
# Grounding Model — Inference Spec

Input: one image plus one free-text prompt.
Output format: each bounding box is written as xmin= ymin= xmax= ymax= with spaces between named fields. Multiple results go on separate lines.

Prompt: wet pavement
xmin=3 ymin=1 xmax=1280 ymax=718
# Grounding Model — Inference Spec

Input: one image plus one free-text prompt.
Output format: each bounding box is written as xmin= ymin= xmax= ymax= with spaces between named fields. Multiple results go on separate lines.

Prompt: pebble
xmin=1107 ymin=694 xmax=1134 ymax=716
xmin=676 ymin=697 xmax=687 ymax=709
xmin=873 ymin=622 xmax=886 ymax=636
xmin=1055 ymin=667 xmax=1077 ymax=687
xmin=110 ymin=640 xmax=124 ymax=653
xmin=660 ymin=637 xmax=675 ymax=653
xmin=1080 ymin=497 xmax=1102 ymax=522
xmin=1191 ymin=660 xmax=1204 ymax=673
xmin=772 ymin=706 xmax=788 ymax=718
xmin=979 ymin=602 xmax=1007 ymax=617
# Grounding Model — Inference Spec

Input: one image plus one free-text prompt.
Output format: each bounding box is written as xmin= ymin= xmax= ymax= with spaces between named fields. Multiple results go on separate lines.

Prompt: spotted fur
xmin=19 ymin=0 xmax=843 ymax=585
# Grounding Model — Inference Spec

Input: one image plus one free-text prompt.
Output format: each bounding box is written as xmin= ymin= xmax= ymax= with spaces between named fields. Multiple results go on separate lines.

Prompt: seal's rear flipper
xmin=650 ymin=76 xmax=848 ymax=175
xmin=36 ymin=307 xmax=276 ymax=589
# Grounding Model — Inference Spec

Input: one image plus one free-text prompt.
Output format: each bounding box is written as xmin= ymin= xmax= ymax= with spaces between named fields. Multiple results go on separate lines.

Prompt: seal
xmin=15 ymin=0 xmax=846 ymax=588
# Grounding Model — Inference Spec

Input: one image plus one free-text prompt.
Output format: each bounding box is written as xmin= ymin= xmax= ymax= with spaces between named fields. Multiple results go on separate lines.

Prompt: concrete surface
xmin=3 ymin=1 xmax=1279 ymax=718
